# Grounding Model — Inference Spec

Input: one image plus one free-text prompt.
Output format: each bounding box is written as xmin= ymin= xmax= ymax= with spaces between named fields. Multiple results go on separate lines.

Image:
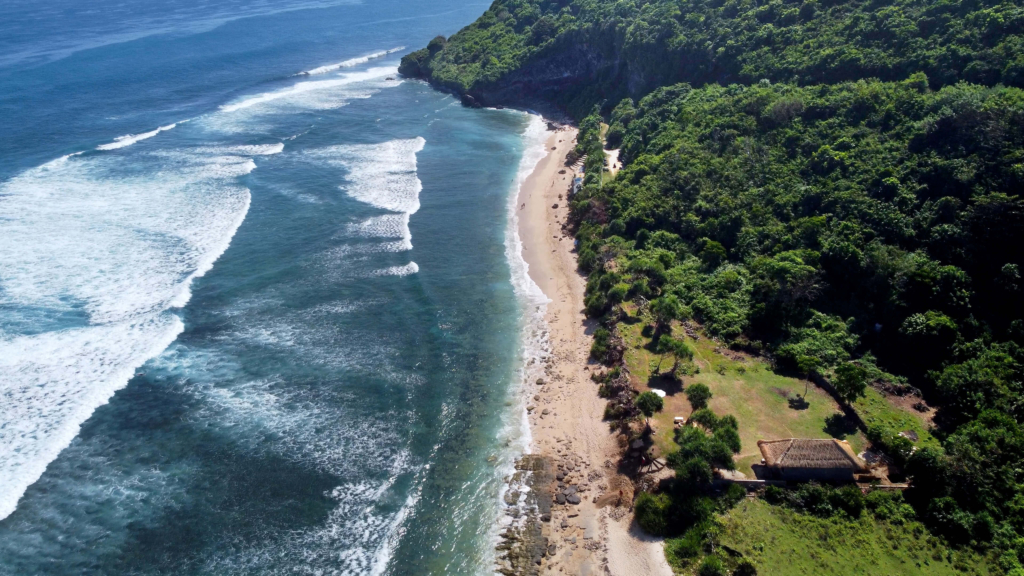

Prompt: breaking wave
xmin=300 ymin=46 xmax=405 ymax=76
xmin=0 ymin=142 xmax=255 ymax=521
xmin=96 ymin=123 xmax=177 ymax=150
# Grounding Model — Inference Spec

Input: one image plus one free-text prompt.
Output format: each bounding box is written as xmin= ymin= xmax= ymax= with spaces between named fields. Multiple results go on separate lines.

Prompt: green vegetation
xmin=405 ymin=0 xmax=1024 ymax=567
xmin=401 ymin=0 xmax=1024 ymax=116
xmin=686 ymin=383 xmax=713 ymax=411
xmin=572 ymin=80 xmax=1024 ymax=552
xmin=616 ymin=308 xmax=865 ymax=472
xmin=721 ymin=499 xmax=995 ymax=575
xmin=636 ymin=389 xmax=665 ymax=418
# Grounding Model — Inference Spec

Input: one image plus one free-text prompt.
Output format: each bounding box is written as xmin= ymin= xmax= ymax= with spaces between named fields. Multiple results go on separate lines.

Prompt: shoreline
xmin=508 ymin=124 xmax=673 ymax=575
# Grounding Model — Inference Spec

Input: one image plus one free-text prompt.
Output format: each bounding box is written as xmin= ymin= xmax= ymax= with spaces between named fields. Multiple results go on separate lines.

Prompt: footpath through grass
xmin=720 ymin=500 xmax=993 ymax=576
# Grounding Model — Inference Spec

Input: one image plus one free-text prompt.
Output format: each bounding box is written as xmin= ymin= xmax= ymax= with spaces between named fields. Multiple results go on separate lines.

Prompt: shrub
xmin=636 ymin=390 xmax=664 ymax=417
xmin=865 ymin=490 xmax=916 ymax=524
xmin=720 ymin=483 xmax=748 ymax=510
xmin=763 ymin=485 xmax=787 ymax=505
xmin=686 ymin=383 xmax=713 ymax=410
xmin=829 ymin=485 xmax=865 ymax=518
xmin=733 ymin=559 xmax=758 ymax=576
xmin=603 ymin=401 xmax=630 ymax=420
xmin=698 ymin=555 xmax=727 ymax=576
xmin=635 ymin=492 xmax=673 ymax=536
xmin=665 ymin=528 xmax=703 ymax=568
xmin=866 ymin=424 xmax=915 ymax=467
xmin=590 ymin=328 xmax=610 ymax=362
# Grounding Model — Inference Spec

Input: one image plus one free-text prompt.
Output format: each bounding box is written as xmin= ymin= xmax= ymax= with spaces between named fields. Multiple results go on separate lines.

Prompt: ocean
xmin=0 ymin=1 xmax=551 ymax=573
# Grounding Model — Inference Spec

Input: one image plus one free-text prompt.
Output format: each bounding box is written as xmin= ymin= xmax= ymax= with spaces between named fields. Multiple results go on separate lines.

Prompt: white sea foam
xmin=504 ymin=114 xmax=553 ymax=452
xmin=212 ymin=142 xmax=285 ymax=155
xmin=314 ymin=137 xmax=425 ymax=214
xmin=307 ymin=137 xmax=425 ymax=260
xmin=220 ymin=66 xmax=397 ymax=113
xmin=160 ymin=352 xmax=419 ymax=575
xmin=301 ymin=46 xmax=405 ymax=76
xmin=0 ymin=317 xmax=184 ymax=521
xmin=372 ymin=262 xmax=419 ymax=277
xmin=96 ymin=123 xmax=176 ymax=150
xmin=0 ymin=143 xmax=256 ymax=521
xmin=348 ymin=213 xmax=413 ymax=251
xmin=488 ymin=113 xmax=554 ymax=567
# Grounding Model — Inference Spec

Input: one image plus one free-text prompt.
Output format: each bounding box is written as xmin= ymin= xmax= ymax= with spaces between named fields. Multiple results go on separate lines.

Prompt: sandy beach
xmin=516 ymin=126 xmax=673 ymax=576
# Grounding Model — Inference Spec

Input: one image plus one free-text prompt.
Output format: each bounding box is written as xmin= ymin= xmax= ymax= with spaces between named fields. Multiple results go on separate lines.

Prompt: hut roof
xmin=757 ymin=439 xmax=868 ymax=471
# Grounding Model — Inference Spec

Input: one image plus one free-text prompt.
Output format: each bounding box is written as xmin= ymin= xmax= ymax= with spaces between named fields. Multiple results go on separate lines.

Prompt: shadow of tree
xmin=788 ymin=396 xmax=810 ymax=410
xmin=823 ymin=413 xmax=859 ymax=440
xmin=646 ymin=373 xmax=682 ymax=396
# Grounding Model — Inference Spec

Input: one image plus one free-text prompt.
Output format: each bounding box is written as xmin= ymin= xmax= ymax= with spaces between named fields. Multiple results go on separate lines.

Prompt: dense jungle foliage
xmin=404 ymin=0 xmax=1024 ymax=568
xmin=401 ymin=0 xmax=1024 ymax=115
xmin=572 ymin=80 xmax=1024 ymax=558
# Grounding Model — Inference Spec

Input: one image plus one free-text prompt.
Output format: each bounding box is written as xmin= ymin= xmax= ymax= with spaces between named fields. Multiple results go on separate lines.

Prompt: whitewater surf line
xmin=0 ymin=59 xmax=404 ymax=522
xmin=300 ymin=46 xmax=405 ymax=76
xmin=96 ymin=123 xmax=180 ymax=150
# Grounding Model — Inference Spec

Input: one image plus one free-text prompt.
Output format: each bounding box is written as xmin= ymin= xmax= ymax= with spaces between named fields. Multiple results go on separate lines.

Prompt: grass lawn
xmin=618 ymin=307 xmax=866 ymax=475
xmin=853 ymin=388 xmax=940 ymax=450
xmin=718 ymin=499 xmax=993 ymax=576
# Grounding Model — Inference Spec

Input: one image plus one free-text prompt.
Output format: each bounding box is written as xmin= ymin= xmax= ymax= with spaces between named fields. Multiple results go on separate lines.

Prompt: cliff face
xmin=460 ymin=43 xmax=614 ymax=110
xmin=401 ymin=39 xmax=622 ymax=115
xmin=401 ymin=0 xmax=1024 ymax=118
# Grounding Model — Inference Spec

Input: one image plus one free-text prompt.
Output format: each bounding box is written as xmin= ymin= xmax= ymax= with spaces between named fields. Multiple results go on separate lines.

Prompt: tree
xmin=686 ymin=383 xmax=712 ymax=412
xmin=833 ymin=362 xmax=868 ymax=405
xmin=654 ymin=335 xmax=693 ymax=375
xmin=669 ymin=338 xmax=695 ymax=376
xmin=636 ymin=391 xmax=664 ymax=424
xmin=796 ymin=355 xmax=821 ymax=399
xmin=650 ymin=294 xmax=682 ymax=335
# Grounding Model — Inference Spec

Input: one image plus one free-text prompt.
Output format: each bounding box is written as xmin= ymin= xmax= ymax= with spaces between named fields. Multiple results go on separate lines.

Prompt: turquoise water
xmin=0 ymin=1 xmax=549 ymax=573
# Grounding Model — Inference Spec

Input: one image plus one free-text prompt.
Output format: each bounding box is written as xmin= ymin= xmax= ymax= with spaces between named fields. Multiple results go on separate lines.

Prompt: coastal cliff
xmin=405 ymin=0 xmax=1024 ymax=573
xmin=402 ymin=0 xmax=1024 ymax=116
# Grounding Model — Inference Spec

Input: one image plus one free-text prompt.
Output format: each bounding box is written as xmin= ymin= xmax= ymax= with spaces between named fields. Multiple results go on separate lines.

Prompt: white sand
xmin=517 ymin=127 xmax=672 ymax=576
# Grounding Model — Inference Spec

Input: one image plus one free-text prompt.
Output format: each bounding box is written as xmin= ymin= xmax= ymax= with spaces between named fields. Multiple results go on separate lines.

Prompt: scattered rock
xmin=566 ymin=494 xmax=582 ymax=505
xmin=555 ymin=493 xmax=566 ymax=505
xmin=551 ymin=204 xmax=559 ymax=209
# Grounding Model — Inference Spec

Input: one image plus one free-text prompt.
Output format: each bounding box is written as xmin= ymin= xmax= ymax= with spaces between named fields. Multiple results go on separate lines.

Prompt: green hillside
xmin=402 ymin=0 xmax=1024 ymax=115
xmin=404 ymin=0 xmax=1024 ymax=571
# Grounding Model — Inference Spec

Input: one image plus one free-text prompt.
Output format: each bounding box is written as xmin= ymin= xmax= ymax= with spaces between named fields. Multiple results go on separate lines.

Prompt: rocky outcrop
xmin=496 ymin=455 xmax=554 ymax=576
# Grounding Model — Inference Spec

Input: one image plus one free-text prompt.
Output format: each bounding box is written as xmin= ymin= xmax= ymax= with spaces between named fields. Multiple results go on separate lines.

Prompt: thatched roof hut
xmin=757 ymin=438 xmax=868 ymax=482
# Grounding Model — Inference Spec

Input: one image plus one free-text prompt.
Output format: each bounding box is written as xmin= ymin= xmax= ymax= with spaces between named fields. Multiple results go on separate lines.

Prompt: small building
xmin=571 ymin=175 xmax=583 ymax=196
xmin=757 ymin=438 xmax=868 ymax=482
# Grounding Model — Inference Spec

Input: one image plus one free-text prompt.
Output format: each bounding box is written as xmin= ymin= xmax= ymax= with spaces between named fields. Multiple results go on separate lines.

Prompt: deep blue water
xmin=0 ymin=1 xmax=549 ymax=573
